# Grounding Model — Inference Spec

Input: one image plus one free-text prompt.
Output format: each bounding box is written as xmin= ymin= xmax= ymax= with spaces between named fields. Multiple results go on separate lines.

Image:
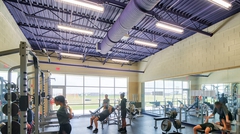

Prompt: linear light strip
xmin=61 ymin=52 xmax=83 ymax=58
xmin=112 ymin=59 xmax=129 ymax=63
xmin=57 ymin=25 xmax=94 ymax=35
xmin=208 ymin=0 xmax=232 ymax=10
xmin=156 ymin=21 xmax=184 ymax=34
xmin=58 ymin=0 xmax=104 ymax=12
xmin=134 ymin=40 xmax=158 ymax=47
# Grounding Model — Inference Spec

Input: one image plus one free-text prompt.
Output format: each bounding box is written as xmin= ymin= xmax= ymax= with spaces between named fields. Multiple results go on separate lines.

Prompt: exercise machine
xmin=160 ymin=111 xmax=185 ymax=134
xmin=0 ymin=42 xmax=58 ymax=134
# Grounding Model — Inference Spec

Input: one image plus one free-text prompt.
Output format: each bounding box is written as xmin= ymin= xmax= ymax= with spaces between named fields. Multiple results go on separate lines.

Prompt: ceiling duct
xmin=100 ymin=0 xmax=161 ymax=54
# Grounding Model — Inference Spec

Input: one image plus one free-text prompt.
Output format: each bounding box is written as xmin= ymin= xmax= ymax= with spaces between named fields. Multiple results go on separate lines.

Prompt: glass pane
xmin=115 ymin=78 xmax=127 ymax=87
xmin=145 ymin=88 xmax=154 ymax=102
xmin=66 ymin=87 xmax=83 ymax=104
xmin=183 ymin=90 xmax=189 ymax=105
xmin=145 ymin=81 xmax=154 ymax=88
xmin=174 ymin=89 xmax=182 ymax=106
xmin=84 ymin=87 xmax=99 ymax=104
xmin=85 ymin=76 xmax=99 ymax=87
xmin=52 ymin=88 xmax=63 ymax=110
xmin=100 ymin=88 xmax=114 ymax=105
xmin=51 ymin=74 xmax=65 ymax=86
xmin=84 ymin=105 xmax=99 ymax=114
xmin=101 ymin=77 xmax=114 ymax=87
xmin=66 ymin=87 xmax=83 ymax=115
xmin=0 ymin=71 xmax=18 ymax=83
xmin=115 ymin=88 xmax=127 ymax=101
xmin=165 ymin=81 xmax=173 ymax=88
xmin=144 ymin=88 xmax=154 ymax=112
xmin=155 ymin=88 xmax=164 ymax=102
xmin=66 ymin=75 xmax=83 ymax=86
xmin=155 ymin=80 xmax=163 ymax=88
xmin=183 ymin=81 xmax=189 ymax=89
xmin=174 ymin=81 xmax=182 ymax=89
xmin=68 ymin=104 xmax=83 ymax=115
xmin=165 ymin=88 xmax=173 ymax=101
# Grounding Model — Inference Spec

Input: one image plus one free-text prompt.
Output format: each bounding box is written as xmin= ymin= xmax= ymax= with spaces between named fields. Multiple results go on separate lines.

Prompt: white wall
xmin=198 ymin=68 xmax=240 ymax=84
xmin=0 ymin=1 xmax=29 ymax=68
xmin=138 ymin=12 xmax=240 ymax=82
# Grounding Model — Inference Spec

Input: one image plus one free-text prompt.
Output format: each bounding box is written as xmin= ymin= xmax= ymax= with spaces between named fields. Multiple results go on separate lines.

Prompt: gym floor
xmin=42 ymin=115 xmax=196 ymax=134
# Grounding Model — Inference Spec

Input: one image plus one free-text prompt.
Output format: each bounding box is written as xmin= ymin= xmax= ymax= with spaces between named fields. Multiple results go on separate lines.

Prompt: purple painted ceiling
xmin=3 ymin=0 xmax=240 ymax=65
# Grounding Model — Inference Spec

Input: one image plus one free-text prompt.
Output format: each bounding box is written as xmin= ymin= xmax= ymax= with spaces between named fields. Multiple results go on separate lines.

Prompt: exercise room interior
xmin=0 ymin=0 xmax=240 ymax=134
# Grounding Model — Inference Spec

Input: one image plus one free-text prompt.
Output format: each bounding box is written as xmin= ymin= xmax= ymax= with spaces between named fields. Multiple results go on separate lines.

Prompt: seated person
xmin=193 ymin=117 xmax=228 ymax=134
xmin=87 ymin=103 xmax=115 ymax=133
xmin=206 ymin=101 xmax=232 ymax=130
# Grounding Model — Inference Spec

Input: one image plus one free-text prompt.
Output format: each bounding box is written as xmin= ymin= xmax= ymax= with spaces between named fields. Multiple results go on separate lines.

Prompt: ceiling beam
xmin=18 ymin=23 xmax=163 ymax=51
xmin=103 ymin=0 xmax=212 ymax=26
xmin=33 ymin=35 xmax=152 ymax=56
xmin=5 ymin=0 xmax=182 ymax=41
xmin=101 ymin=0 xmax=213 ymax=36
xmin=25 ymin=14 xmax=175 ymax=45
xmin=27 ymin=38 xmax=149 ymax=57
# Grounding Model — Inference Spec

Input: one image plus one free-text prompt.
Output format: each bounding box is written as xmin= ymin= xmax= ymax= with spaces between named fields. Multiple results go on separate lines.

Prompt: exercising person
xmin=118 ymin=92 xmax=127 ymax=133
xmin=193 ymin=117 xmax=228 ymax=134
xmin=219 ymin=93 xmax=228 ymax=105
xmin=87 ymin=104 xmax=115 ymax=133
xmin=54 ymin=95 xmax=72 ymax=134
xmin=206 ymin=101 xmax=232 ymax=130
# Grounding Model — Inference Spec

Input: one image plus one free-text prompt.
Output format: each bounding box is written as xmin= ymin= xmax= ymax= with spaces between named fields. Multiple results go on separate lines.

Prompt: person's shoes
xmin=87 ymin=126 xmax=93 ymax=129
xmin=118 ymin=128 xmax=123 ymax=132
xmin=93 ymin=128 xmax=98 ymax=133
xmin=120 ymin=128 xmax=127 ymax=133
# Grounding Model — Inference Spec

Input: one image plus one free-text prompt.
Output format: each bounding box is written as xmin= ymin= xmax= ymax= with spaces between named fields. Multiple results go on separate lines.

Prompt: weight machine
xmin=0 ymin=42 xmax=57 ymax=134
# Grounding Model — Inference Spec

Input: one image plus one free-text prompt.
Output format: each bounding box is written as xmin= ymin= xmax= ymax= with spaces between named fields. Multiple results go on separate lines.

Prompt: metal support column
xmin=19 ymin=42 xmax=28 ymax=134
xmin=34 ymin=57 xmax=40 ymax=134
xmin=41 ymin=71 xmax=45 ymax=122
xmin=201 ymin=104 xmax=204 ymax=124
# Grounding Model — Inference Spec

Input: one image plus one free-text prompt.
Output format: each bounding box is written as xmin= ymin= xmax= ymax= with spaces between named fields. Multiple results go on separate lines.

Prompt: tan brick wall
xmin=0 ymin=1 xmax=29 ymax=67
xmin=138 ymin=12 xmax=240 ymax=82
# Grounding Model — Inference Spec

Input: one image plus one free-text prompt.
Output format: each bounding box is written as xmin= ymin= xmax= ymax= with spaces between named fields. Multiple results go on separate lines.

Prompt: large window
xmin=0 ymin=71 xmax=18 ymax=83
xmin=144 ymin=80 xmax=190 ymax=115
xmin=51 ymin=74 xmax=128 ymax=115
xmin=51 ymin=74 xmax=65 ymax=86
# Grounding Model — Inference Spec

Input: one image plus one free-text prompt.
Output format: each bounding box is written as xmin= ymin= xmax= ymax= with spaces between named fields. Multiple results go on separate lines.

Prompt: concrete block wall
xmin=138 ymin=12 xmax=240 ymax=82
xmin=0 ymin=1 xmax=29 ymax=68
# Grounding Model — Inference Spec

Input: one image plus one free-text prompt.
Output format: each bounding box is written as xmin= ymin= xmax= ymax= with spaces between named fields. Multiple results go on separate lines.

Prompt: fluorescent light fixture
xmin=61 ymin=53 xmax=83 ymax=58
xmin=112 ymin=59 xmax=129 ymax=63
xmin=156 ymin=21 xmax=184 ymax=34
xmin=134 ymin=40 xmax=158 ymax=47
xmin=57 ymin=25 xmax=94 ymax=35
xmin=121 ymin=34 xmax=130 ymax=41
xmin=208 ymin=0 xmax=232 ymax=10
xmin=58 ymin=0 xmax=104 ymax=12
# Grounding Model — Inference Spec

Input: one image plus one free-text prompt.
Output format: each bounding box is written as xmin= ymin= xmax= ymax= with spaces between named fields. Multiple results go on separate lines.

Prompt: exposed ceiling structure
xmin=3 ymin=0 xmax=240 ymax=65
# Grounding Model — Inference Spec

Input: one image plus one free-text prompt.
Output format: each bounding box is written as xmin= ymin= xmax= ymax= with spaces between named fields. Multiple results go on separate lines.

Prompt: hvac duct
xmin=100 ymin=0 xmax=161 ymax=54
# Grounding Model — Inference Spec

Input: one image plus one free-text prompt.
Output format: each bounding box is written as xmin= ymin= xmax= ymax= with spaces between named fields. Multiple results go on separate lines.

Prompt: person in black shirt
xmin=206 ymin=102 xmax=232 ymax=131
xmin=87 ymin=104 xmax=115 ymax=133
xmin=118 ymin=92 xmax=127 ymax=133
xmin=219 ymin=93 xmax=228 ymax=105
xmin=54 ymin=95 xmax=72 ymax=134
